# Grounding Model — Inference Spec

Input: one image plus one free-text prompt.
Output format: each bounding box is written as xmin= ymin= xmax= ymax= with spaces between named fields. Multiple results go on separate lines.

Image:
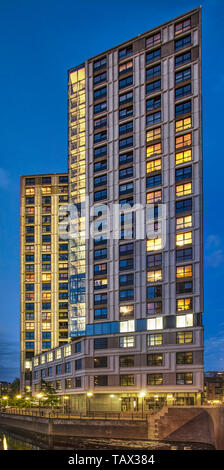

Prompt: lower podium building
xmin=31 ymin=7 xmax=204 ymax=410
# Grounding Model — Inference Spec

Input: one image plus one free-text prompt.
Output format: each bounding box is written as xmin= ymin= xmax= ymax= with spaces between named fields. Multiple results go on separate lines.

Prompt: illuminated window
xmin=176 ymin=117 xmax=191 ymax=132
xmin=119 ymin=60 xmax=133 ymax=74
xmin=175 ymin=18 xmax=191 ymax=35
xmin=120 ymin=320 xmax=135 ymax=333
xmin=176 ymin=215 xmax=192 ymax=230
xmin=25 ymin=322 xmax=34 ymax=330
xmin=25 ymin=188 xmax=35 ymax=195
xmin=176 ymin=265 xmax=192 ymax=279
xmin=177 ymin=298 xmax=192 ymax=312
xmin=64 ymin=345 xmax=71 ymax=357
xmin=147 ymin=159 xmax=161 ymax=173
xmin=147 ymin=333 xmax=163 ymax=346
xmin=94 ymin=278 xmax=108 ymax=289
xmin=176 ymin=133 xmax=191 ymax=149
xmin=41 ymin=187 xmax=51 ymax=194
xmin=176 ymin=331 xmax=193 ymax=344
xmin=47 ymin=352 xmax=53 ymax=362
xmin=146 ymin=32 xmax=161 ymax=47
xmin=56 ymin=349 xmax=62 ymax=359
xmin=42 ymin=292 xmax=51 ymax=301
xmin=120 ymin=336 xmax=135 ymax=348
xmin=42 ymin=273 xmax=51 ymax=281
xmin=176 ymin=183 xmax=192 ymax=197
xmin=176 ymin=372 xmax=193 ymax=385
xmin=146 ymin=143 xmax=161 ymax=157
xmin=146 ymin=190 xmax=162 ymax=204
xmin=147 ymin=238 xmax=162 ymax=251
xmin=42 ymin=321 xmax=51 ymax=330
xmin=147 ymin=270 xmax=162 ymax=282
xmin=176 ymin=231 xmax=192 ymax=247
xmin=147 ymin=317 xmax=163 ymax=330
xmin=34 ymin=358 xmax=39 ymax=367
xmin=119 ymin=305 xmax=134 ymax=318
xmin=147 ymin=374 xmax=163 ymax=385
xmin=41 ymin=355 xmax=46 ymax=364
xmin=146 ymin=127 xmax=161 ymax=142
xmin=176 ymin=313 xmax=193 ymax=328
xmin=176 ymin=149 xmax=192 ymax=165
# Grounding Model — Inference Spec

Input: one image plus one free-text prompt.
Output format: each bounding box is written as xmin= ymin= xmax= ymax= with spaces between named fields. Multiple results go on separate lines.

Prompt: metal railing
xmin=0 ymin=406 xmax=155 ymax=420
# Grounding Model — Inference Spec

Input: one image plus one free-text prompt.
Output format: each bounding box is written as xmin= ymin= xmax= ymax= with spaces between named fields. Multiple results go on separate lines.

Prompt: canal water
xmin=0 ymin=427 xmax=215 ymax=450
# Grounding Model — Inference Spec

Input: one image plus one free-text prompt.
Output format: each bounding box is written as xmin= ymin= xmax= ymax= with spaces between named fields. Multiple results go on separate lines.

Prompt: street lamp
xmin=86 ymin=392 xmax=93 ymax=415
xmin=138 ymin=391 xmax=146 ymax=417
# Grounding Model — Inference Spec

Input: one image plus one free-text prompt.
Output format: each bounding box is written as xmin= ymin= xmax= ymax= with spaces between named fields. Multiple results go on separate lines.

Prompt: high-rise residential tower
xmin=20 ymin=173 xmax=69 ymax=392
xmin=32 ymin=7 xmax=203 ymax=410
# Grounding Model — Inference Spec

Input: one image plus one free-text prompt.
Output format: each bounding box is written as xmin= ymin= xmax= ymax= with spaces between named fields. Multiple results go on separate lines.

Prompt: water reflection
xmin=0 ymin=428 xmax=215 ymax=451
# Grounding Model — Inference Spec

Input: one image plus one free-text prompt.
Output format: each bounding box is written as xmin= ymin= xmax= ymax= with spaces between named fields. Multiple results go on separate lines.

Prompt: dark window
xmin=94 ymin=248 xmax=107 ymax=260
xmin=119 ymin=106 xmax=133 ymax=120
xmin=119 ymin=91 xmax=133 ymax=105
xmin=94 ymin=293 xmax=107 ymax=305
xmin=119 ymin=136 xmax=133 ymax=149
xmin=119 ymin=121 xmax=133 ymax=135
xmin=75 ymin=359 xmax=82 ymax=370
xmin=94 ymin=145 xmax=107 ymax=158
xmin=119 ymin=289 xmax=134 ymax=301
xmin=25 ymin=178 xmax=35 ymax=185
xmin=176 ymin=281 xmax=193 ymax=294
xmin=94 ymin=174 xmax=107 ymax=187
xmin=119 ymin=182 xmax=133 ymax=195
xmin=175 ymin=166 xmax=192 ymax=181
xmin=146 ymin=96 xmax=161 ymax=111
xmin=146 ymin=174 xmax=162 ymax=188
xmin=94 ymin=87 xmax=107 ymax=100
xmin=94 ymin=338 xmax=108 ymax=349
xmin=119 ymin=258 xmax=134 ymax=271
xmin=94 ymin=357 xmax=107 ymax=368
xmin=42 ymin=177 xmax=51 ymax=184
xmin=119 ymin=356 xmax=134 ymax=367
xmin=119 ymin=45 xmax=132 ymax=60
xmin=94 ymin=131 xmax=107 ymax=143
xmin=147 ymin=286 xmax=162 ymax=298
xmin=175 ymin=68 xmax=191 ymax=83
xmin=94 ymin=160 xmax=107 ymax=172
xmin=119 ymin=152 xmax=133 ymax=166
xmin=94 ymin=308 xmax=108 ymax=320
xmin=75 ymin=342 xmax=82 ymax=353
xmin=93 ymin=57 xmax=107 ymax=71
xmin=119 ymin=243 xmax=134 ymax=256
xmin=176 ymin=248 xmax=192 ymax=262
xmin=146 ymin=48 xmax=161 ymax=63
xmin=119 ymin=273 xmax=134 ymax=286
xmin=176 ymin=198 xmax=192 ymax=214
xmin=94 ymin=117 xmax=107 ymax=130
xmin=94 ymin=263 xmax=107 ymax=275
xmin=94 ymin=101 xmax=107 ymax=114
xmin=146 ymin=112 xmax=161 ymax=126
xmin=94 ymin=189 xmax=107 ymax=201
xmin=175 ymin=35 xmax=191 ymax=50
xmin=119 ymin=75 xmax=133 ymax=89
xmin=146 ymin=80 xmax=161 ymax=95
xmin=94 ymin=375 xmax=108 ymax=386
xmin=175 ymin=51 xmax=191 ymax=67
xmin=175 ymin=100 xmax=191 ymax=116
xmin=93 ymin=72 xmax=107 ymax=85
xmin=147 ymin=253 xmax=162 ymax=268
xmin=146 ymin=64 xmax=161 ymax=80
xmin=119 ymin=166 xmax=133 ymax=180
xmin=175 ymin=84 xmax=191 ymax=99
xmin=175 ymin=18 xmax=191 ymax=35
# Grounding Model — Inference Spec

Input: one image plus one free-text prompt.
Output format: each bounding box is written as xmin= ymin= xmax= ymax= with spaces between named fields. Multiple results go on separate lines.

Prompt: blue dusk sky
xmin=0 ymin=0 xmax=223 ymax=382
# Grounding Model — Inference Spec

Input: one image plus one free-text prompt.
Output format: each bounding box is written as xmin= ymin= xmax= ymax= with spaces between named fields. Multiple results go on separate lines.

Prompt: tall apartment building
xmin=32 ymin=7 xmax=204 ymax=410
xmin=20 ymin=173 xmax=69 ymax=392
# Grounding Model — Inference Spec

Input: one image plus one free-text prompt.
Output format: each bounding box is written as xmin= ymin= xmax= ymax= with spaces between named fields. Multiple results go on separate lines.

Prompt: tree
xmin=10 ymin=378 xmax=20 ymax=397
xmin=40 ymin=379 xmax=60 ymax=407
